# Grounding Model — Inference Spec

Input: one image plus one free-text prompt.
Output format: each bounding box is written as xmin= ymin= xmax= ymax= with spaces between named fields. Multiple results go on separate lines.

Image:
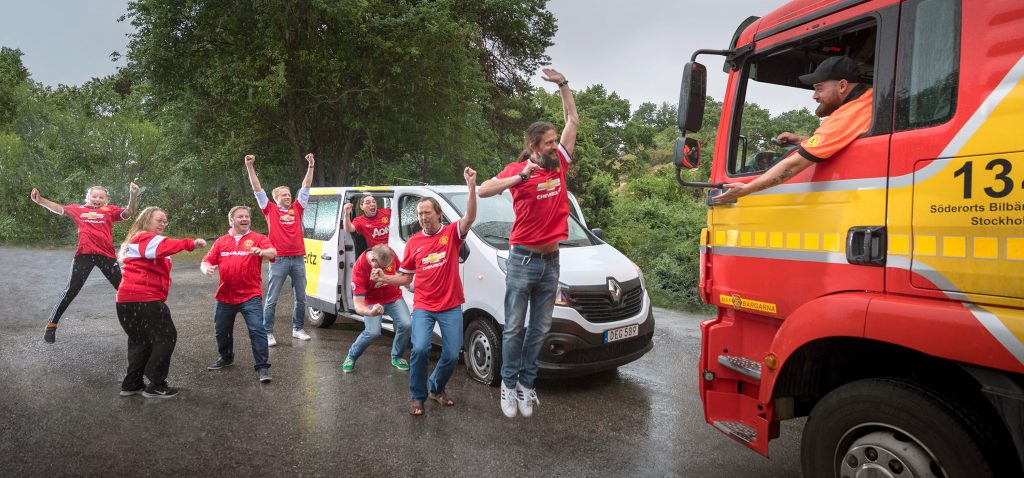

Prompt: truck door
xmin=709 ymin=8 xmax=895 ymax=318
xmin=886 ymin=0 xmax=1024 ymax=302
xmin=303 ymin=191 xmax=343 ymax=312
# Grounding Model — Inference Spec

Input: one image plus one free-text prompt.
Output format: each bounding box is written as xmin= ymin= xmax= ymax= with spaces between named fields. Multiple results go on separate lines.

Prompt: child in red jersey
xmin=31 ymin=183 xmax=139 ymax=343
xmin=115 ymin=206 xmax=206 ymax=399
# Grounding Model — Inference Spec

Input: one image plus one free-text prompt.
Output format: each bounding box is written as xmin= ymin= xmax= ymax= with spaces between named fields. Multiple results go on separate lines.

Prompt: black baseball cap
xmin=799 ymin=56 xmax=862 ymax=85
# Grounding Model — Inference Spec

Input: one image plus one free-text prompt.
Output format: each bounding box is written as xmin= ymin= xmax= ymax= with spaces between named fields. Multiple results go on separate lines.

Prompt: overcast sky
xmin=1 ymin=0 xmax=802 ymax=115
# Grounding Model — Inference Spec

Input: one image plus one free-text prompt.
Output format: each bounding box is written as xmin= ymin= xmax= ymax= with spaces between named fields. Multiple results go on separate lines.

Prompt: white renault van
xmin=300 ymin=185 xmax=654 ymax=385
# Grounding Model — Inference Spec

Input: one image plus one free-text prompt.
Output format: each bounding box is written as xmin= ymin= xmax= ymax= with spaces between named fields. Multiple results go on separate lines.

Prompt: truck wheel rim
xmin=838 ymin=427 xmax=943 ymax=478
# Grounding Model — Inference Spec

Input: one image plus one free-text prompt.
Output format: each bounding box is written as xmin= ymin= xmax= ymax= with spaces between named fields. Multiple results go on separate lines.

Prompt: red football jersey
xmin=63 ymin=204 xmax=126 ymax=258
xmin=351 ymin=248 xmax=403 ymax=305
xmin=399 ymin=222 xmax=465 ymax=312
xmin=496 ymin=144 xmax=572 ymax=248
xmin=203 ymin=231 xmax=274 ymax=305
xmin=117 ymin=232 xmax=196 ymax=303
xmin=351 ymin=208 xmax=392 ymax=247
xmin=260 ymin=197 xmax=306 ymax=257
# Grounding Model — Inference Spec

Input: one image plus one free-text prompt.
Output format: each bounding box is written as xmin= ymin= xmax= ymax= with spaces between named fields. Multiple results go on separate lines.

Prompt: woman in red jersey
xmin=31 ymin=183 xmax=139 ymax=343
xmin=115 ymin=206 xmax=206 ymax=399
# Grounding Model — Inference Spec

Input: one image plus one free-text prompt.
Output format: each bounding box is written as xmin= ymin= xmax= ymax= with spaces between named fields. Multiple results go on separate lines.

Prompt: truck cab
xmin=300 ymin=185 xmax=654 ymax=385
xmin=673 ymin=0 xmax=1024 ymax=476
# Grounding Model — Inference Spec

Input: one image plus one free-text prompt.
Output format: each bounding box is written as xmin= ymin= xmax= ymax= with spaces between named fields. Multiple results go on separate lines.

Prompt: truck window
xmin=895 ymin=0 xmax=959 ymax=131
xmin=302 ymin=196 xmax=339 ymax=241
xmin=727 ymin=20 xmax=879 ymax=176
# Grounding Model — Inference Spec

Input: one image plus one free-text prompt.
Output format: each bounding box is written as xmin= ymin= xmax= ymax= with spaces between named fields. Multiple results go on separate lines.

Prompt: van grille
xmin=559 ymin=332 xmax=653 ymax=364
xmin=567 ymin=278 xmax=644 ymax=323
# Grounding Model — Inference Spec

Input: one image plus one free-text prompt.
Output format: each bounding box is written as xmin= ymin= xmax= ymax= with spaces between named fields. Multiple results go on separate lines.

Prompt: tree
xmin=121 ymin=0 xmax=556 ymax=189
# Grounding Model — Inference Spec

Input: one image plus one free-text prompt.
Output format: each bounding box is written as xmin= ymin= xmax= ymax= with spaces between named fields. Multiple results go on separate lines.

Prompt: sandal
xmin=428 ymin=391 xmax=455 ymax=406
xmin=409 ymin=400 xmax=424 ymax=416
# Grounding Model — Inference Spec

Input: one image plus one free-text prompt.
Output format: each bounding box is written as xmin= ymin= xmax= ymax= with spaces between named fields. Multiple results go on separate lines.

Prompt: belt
xmin=511 ymin=245 xmax=559 ymax=260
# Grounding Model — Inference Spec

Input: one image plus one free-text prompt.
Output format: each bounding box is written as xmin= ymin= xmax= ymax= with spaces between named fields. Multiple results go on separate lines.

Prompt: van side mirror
xmin=590 ymin=228 xmax=605 ymax=240
xmin=678 ymin=62 xmax=707 ymax=134
xmin=459 ymin=242 xmax=470 ymax=263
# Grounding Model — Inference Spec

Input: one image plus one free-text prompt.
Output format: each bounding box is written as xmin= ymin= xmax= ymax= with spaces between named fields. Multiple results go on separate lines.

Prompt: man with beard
xmin=201 ymin=206 xmax=276 ymax=383
xmin=715 ymin=56 xmax=872 ymax=202
xmin=478 ymin=67 xmax=578 ymax=419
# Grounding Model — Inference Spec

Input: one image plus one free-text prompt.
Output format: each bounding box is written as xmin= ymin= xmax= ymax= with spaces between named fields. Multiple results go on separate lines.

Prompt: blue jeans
xmin=214 ymin=296 xmax=270 ymax=371
xmin=347 ymin=298 xmax=412 ymax=361
xmin=263 ymin=255 xmax=307 ymax=333
xmin=501 ymin=249 xmax=559 ymax=389
xmin=409 ymin=306 xmax=463 ymax=401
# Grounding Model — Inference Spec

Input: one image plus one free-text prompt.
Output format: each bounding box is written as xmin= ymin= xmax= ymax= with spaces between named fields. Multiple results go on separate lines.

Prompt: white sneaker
xmin=292 ymin=329 xmax=311 ymax=341
xmin=267 ymin=334 xmax=277 ymax=347
xmin=516 ymin=382 xmax=539 ymax=418
xmin=500 ymin=382 xmax=518 ymax=418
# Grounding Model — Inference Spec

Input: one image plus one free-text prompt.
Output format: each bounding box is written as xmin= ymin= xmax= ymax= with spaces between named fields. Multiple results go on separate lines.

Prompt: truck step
xmin=712 ymin=420 xmax=758 ymax=444
xmin=717 ymin=355 xmax=762 ymax=380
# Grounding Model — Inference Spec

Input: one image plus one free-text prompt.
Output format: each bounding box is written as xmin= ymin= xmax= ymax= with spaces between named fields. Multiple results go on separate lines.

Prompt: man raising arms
xmin=245 ymin=153 xmax=314 ymax=345
xmin=374 ymin=167 xmax=477 ymax=416
xmin=478 ymin=67 xmax=578 ymax=418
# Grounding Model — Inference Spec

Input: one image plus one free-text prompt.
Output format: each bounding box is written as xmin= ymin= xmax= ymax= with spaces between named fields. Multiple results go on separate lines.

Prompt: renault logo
xmin=607 ymin=278 xmax=622 ymax=306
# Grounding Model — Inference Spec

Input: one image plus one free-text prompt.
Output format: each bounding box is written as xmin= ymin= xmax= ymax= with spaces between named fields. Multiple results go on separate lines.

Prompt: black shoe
xmin=142 ymin=384 xmax=178 ymax=399
xmin=207 ymin=358 xmax=234 ymax=370
xmin=257 ymin=368 xmax=272 ymax=383
xmin=44 ymin=326 xmax=56 ymax=344
xmin=119 ymin=386 xmax=145 ymax=397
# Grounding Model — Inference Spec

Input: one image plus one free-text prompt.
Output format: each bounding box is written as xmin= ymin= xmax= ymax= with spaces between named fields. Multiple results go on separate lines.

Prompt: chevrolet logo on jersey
xmin=537 ymin=178 xmax=561 ymax=192
xmin=422 ymin=252 xmax=446 ymax=264
xmin=81 ymin=212 xmax=103 ymax=220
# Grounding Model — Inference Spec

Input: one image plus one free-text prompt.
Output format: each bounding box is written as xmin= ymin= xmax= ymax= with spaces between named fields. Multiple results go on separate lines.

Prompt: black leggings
xmin=47 ymin=254 xmax=121 ymax=325
xmin=116 ymin=301 xmax=177 ymax=390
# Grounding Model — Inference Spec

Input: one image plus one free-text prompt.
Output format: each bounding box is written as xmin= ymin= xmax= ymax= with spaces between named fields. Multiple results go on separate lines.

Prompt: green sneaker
xmin=391 ymin=358 xmax=410 ymax=371
xmin=342 ymin=357 xmax=355 ymax=373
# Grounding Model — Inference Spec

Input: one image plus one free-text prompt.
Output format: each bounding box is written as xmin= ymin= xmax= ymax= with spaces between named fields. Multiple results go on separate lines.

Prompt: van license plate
xmin=604 ymin=324 xmax=639 ymax=343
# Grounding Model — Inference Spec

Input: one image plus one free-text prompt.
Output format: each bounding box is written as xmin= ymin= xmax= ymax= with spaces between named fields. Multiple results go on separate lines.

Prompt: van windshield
xmin=442 ymin=191 xmax=595 ymax=250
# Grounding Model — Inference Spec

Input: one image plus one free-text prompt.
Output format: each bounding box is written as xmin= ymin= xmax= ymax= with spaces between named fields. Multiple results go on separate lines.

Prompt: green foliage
xmin=2 ymin=2 xmax=823 ymax=313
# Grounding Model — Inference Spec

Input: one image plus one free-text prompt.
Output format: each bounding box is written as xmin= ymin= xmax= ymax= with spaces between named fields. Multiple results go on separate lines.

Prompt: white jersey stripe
xmin=125 ymin=243 xmax=142 ymax=259
xmin=144 ymin=235 xmax=166 ymax=259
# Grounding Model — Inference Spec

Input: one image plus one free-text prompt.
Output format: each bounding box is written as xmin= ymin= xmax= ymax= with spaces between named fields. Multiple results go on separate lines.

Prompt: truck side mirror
xmin=674 ymin=137 xmax=701 ymax=170
xmin=678 ymin=62 xmax=707 ymax=134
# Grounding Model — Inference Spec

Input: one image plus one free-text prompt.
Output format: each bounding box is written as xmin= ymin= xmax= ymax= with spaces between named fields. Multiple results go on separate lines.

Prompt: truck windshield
xmin=442 ymin=191 xmax=595 ymax=250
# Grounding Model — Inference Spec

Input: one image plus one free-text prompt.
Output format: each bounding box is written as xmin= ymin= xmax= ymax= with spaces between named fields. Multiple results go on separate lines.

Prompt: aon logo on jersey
xmin=371 ymin=227 xmax=388 ymax=238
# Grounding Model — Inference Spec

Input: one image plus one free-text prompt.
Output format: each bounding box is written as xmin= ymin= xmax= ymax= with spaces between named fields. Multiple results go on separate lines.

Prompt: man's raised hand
xmin=464 ymin=167 xmax=477 ymax=186
xmin=305 ymin=153 xmax=315 ymax=167
xmin=244 ymin=154 xmax=256 ymax=166
xmin=541 ymin=68 xmax=566 ymax=85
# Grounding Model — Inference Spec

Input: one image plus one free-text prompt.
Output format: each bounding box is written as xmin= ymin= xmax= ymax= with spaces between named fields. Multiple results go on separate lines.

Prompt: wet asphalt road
xmin=0 ymin=247 xmax=803 ymax=477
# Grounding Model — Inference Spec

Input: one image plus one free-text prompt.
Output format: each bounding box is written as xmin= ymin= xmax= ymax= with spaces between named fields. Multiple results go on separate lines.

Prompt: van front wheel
xmin=464 ymin=318 xmax=502 ymax=386
xmin=306 ymin=307 xmax=337 ymax=328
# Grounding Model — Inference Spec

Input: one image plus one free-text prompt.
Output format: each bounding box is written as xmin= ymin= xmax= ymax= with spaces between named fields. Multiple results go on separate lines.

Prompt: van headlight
xmin=632 ymin=261 xmax=646 ymax=290
xmin=555 ymin=283 xmax=572 ymax=306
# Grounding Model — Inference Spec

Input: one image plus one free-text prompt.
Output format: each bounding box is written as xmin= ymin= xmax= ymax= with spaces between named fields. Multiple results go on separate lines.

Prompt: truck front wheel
xmin=801 ymin=378 xmax=998 ymax=478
